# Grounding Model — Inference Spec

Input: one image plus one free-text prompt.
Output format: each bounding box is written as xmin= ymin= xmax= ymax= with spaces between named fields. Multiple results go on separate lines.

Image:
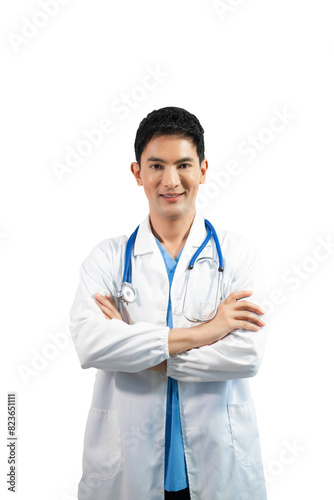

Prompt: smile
xmin=160 ymin=193 xmax=185 ymax=202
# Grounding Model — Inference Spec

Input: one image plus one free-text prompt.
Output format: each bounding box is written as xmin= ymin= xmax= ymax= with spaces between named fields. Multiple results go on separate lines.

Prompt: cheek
xmin=147 ymin=171 xmax=162 ymax=184
xmin=142 ymin=175 xmax=161 ymax=198
xmin=183 ymin=173 xmax=200 ymax=189
xmin=142 ymin=173 xmax=157 ymax=188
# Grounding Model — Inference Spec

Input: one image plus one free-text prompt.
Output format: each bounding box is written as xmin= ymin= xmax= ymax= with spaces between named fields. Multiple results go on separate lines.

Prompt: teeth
xmin=164 ymin=194 xmax=181 ymax=197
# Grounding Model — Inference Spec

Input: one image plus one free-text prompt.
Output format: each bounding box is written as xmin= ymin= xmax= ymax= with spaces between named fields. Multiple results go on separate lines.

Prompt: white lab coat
xmin=69 ymin=212 xmax=270 ymax=500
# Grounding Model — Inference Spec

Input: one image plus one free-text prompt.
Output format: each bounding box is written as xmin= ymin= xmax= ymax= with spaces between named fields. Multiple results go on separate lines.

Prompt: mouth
xmin=160 ymin=192 xmax=185 ymax=202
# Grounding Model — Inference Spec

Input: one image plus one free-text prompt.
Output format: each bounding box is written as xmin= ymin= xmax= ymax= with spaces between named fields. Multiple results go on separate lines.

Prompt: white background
xmin=1 ymin=0 xmax=333 ymax=498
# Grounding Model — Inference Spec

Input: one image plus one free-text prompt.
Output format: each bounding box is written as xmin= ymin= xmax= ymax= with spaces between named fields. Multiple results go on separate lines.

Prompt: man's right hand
xmin=168 ymin=290 xmax=266 ymax=356
xmin=192 ymin=290 xmax=266 ymax=348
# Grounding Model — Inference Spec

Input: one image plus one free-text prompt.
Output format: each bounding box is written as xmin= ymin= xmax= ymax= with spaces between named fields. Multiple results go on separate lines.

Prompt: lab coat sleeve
xmin=166 ymin=236 xmax=270 ymax=382
xmin=69 ymin=242 xmax=170 ymax=372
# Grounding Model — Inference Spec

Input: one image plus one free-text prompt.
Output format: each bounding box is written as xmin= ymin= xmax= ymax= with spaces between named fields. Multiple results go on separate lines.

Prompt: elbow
xmin=77 ymin=349 xmax=94 ymax=370
xmin=70 ymin=318 xmax=101 ymax=370
xmin=69 ymin=328 xmax=91 ymax=370
xmin=244 ymin=326 xmax=268 ymax=377
xmin=246 ymin=362 xmax=260 ymax=378
xmin=79 ymin=357 xmax=92 ymax=370
xmin=70 ymin=328 xmax=96 ymax=370
xmin=245 ymin=349 xmax=264 ymax=378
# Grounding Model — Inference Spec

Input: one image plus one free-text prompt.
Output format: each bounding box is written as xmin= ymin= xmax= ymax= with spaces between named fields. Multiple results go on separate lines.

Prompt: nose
xmin=162 ymin=166 xmax=180 ymax=188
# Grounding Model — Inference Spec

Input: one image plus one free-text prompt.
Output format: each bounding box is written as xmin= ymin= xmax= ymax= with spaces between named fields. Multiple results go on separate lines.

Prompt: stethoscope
xmin=116 ymin=219 xmax=224 ymax=323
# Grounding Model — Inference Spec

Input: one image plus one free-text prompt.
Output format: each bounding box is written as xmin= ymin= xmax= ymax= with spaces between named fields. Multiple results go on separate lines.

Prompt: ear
xmin=130 ymin=162 xmax=143 ymax=186
xmin=199 ymin=159 xmax=209 ymax=184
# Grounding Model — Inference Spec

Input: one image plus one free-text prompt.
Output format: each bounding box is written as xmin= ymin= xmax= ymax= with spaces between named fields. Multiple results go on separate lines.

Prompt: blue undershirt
xmin=154 ymin=237 xmax=189 ymax=492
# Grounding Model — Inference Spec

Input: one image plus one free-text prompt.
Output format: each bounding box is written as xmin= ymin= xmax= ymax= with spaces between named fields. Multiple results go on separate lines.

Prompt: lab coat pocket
xmin=82 ymin=408 xmax=122 ymax=480
xmin=227 ymin=399 xmax=262 ymax=466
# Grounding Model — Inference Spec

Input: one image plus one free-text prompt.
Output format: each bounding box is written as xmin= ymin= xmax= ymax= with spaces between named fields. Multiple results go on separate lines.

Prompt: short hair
xmin=134 ymin=106 xmax=205 ymax=168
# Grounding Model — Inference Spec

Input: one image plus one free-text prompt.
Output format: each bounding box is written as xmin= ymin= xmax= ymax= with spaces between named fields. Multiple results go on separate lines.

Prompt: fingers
xmin=218 ymin=290 xmax=267 ymax=333
xmin=95 ymin=292 xmax=116 ymax=309
xmin=94 ymin=292 xmax=119 ymax=320
xmin=237 ymin=321 xmax=262 ymax=332
xmin=95 ymin=293 xmax=114 ymax=319
xmin=97 ymin=303 xmax=113 ymax=319
xmin=94 ymin=292 xmax=124 ymax=321
xmin=234 ymin=310 xmax=266 ymax=328
xmin=224 ymin=290 xmax=253 ymax=304
xmin=234 ymin=299 xmax=266 ymax=316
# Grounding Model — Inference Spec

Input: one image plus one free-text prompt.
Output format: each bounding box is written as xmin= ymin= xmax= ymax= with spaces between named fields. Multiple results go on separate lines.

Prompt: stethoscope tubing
xmin=123 ymin=225 xmax=139 ymax=283
xmin=118 ymin=219 xmax=224 ymax=318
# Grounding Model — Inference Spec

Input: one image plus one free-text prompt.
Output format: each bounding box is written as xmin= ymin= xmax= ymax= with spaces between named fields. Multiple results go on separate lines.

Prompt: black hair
xmin=134 ymin=106 xmax=205 ymax=168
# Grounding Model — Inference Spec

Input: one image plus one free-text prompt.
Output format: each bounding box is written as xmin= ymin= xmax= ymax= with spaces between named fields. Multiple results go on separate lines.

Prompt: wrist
xmin=168 ymin=327 xmax=198 ymax=356
xmin=191 ymin=322 xmax=210 ymax=348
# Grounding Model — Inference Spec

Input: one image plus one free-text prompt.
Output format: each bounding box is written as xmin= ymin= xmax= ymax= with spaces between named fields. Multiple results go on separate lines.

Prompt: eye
xmin=150 ymin=164 xmax=163 ymax=170
xmin=178 ymin=163 xmax=191 ymax=169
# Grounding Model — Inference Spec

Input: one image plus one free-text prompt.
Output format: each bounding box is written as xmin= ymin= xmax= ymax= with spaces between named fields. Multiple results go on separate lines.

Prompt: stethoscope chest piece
xmin=117 ymin=219 xmax=224 ymax=321
xmin=117 ymin=282 xmax=137 ymax=304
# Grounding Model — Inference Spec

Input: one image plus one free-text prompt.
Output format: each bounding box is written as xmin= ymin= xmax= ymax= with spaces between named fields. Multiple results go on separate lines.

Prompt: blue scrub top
xmin=154 ymin=237 xmax=189 ymax=492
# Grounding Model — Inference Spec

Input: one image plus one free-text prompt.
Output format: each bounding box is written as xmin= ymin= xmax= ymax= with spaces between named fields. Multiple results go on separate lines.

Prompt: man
xmin=69 ymin=106 xmax=270 ymax=500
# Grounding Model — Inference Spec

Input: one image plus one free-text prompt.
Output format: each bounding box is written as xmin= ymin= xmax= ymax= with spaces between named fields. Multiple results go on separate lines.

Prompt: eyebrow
xmin=145 ymin=156 xmax=195 ymax=163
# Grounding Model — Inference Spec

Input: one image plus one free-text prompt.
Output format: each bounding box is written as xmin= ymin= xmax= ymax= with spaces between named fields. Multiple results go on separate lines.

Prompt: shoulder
xmin=82 ymin=234 xmax=128 ymax=266
xmin=208 ymin=221 xmax=261 ymax=273
xmin=85 ymin=216 xmax=148 ymax=262
xmin=210 ymin=221 xmax=258 ymax=255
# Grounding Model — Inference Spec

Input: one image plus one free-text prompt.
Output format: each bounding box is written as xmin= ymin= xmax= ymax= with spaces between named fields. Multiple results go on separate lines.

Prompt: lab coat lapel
xmin=133 ymin=215 xmax=167 ymax=279
xmin=133 ymin=212 xmax=212 ymax=282
xmin=172 ymin=212 xmax=212 ymax=284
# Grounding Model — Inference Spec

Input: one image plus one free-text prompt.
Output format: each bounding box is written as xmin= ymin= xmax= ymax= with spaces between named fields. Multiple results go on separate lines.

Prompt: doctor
xmin=69 ymin=106 xmax=270 ymax=500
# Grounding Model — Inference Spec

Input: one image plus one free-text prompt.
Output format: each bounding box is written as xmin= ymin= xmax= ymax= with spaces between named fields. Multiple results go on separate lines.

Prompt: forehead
xmin=141 ymin=134 xmax=198 ymax=162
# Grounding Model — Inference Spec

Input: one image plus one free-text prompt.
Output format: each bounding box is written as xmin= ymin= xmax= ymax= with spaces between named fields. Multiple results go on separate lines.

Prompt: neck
xmin=149 ymin=210 xmax=196 ymax=246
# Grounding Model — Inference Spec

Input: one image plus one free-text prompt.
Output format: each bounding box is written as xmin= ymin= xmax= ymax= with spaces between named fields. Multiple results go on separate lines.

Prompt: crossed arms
xmin=69 ymin=235 xmax=270 ymax=382
xmin=94 ymin=289 xmax=266 ymax=375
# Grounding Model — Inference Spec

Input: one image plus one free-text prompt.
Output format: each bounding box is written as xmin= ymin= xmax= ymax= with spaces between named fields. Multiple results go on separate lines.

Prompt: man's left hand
xmin=94 ymin=292 xmax=123 ymax=321
xmin=94 ymin=292 xmax=166 ymax=375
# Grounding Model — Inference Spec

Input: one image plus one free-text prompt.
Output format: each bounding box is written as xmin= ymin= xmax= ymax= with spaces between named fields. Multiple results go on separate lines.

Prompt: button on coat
xmin=69 ymin=212 xmax=270 ymax=500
